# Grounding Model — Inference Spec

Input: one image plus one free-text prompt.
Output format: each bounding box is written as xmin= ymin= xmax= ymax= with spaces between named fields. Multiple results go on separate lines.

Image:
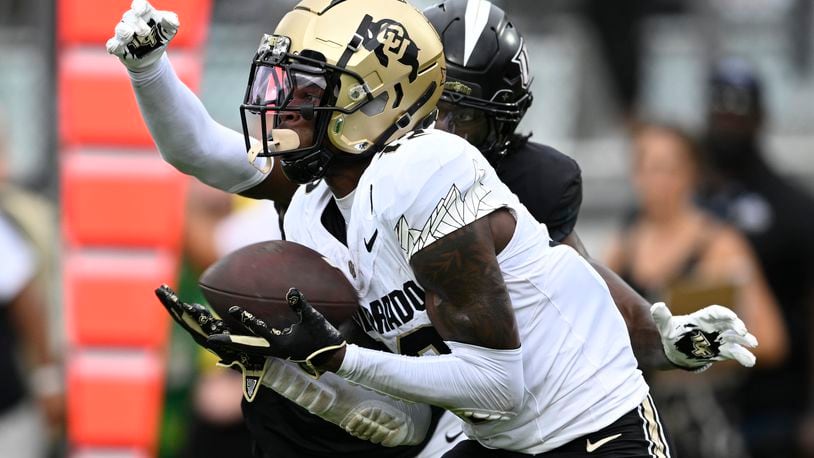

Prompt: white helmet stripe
xmin=463 ymin=0 xmax=491 ymax=66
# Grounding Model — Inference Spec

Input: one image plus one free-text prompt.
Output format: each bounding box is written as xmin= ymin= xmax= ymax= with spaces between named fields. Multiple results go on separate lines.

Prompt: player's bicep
xmin=409 ymin=214 xmax=520 ymax=350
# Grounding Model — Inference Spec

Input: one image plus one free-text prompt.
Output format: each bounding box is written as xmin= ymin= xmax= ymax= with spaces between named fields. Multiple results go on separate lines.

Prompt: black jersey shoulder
xmin=497 ymin=141 xmax=583 ymax=242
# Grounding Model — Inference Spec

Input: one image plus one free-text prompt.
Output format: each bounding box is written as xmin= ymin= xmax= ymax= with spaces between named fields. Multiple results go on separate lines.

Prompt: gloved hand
xmin=155 ymin=285 xmax=267 ymax=401
xmin=651 ymin=302 xmax=758 ymax=372
xmin=208 ymin=288 xmax=347 ymax=378
xmin=105 ymin=0 xmax=179 ymax=71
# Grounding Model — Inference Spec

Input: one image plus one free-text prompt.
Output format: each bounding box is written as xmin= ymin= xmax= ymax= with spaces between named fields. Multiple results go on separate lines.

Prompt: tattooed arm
xmin=327 ymin=210 xmax=525 ymax=420
xmin=410 ymin=208 xmax=520 ymax=350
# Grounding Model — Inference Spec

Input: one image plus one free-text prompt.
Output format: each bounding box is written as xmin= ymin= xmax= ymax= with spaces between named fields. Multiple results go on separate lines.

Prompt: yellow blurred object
xmin=231 ymin=195 xmax=258 ymax=212
xmin=197 ymin=346 xmax=223 ymax=373
xmin=664 ymin=279 xmax=737 ymax=316
xmin=197 ymin=307 xmax=226 ymax=373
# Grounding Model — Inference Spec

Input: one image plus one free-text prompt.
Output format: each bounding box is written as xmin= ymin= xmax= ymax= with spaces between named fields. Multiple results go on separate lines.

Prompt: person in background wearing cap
xmin=700 ymin=57 xmax=814 ymax=458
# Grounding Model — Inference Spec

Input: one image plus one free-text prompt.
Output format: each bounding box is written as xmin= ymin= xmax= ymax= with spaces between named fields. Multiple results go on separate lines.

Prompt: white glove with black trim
xmin=651 ymin=302 xmax=758 ymax=372
xmin=105 ymin=0 xmax=179 ymax=70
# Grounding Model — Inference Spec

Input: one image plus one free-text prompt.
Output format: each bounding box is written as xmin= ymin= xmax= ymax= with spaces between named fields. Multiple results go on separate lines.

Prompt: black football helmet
xmin=424 ymin=0 xmax=533 ymax=164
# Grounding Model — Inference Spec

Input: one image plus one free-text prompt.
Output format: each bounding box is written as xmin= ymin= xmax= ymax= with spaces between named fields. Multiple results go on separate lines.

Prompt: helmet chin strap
xmin=372 ymin=81 xmax=438 ymax=151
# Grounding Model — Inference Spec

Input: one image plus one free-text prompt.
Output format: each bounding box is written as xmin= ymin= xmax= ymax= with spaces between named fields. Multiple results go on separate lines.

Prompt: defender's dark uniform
xmin=496 ymin=140 xmax=582 ymax=243
xmin=241 ymin=139 xmax=582 ymax=457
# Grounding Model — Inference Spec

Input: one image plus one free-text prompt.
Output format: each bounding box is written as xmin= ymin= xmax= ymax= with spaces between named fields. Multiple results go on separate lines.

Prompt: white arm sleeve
xmin=128 ymin=55 xmax=267 ymax=193
xmin=263 ymin=358 xmax=432 ymax=446
xmin=337 ymin=341 xmax=524 ymax=421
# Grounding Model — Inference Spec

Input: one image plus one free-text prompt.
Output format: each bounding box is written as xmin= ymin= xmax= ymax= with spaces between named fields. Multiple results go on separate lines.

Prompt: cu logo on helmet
xmin=362 ymin=17 xmax=420 ymax=82
xmin=378 ymin=23 xmax=409 ymax=60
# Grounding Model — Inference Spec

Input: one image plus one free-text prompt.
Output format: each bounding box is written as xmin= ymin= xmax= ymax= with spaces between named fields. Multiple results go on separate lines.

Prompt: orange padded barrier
xmin=59 ymin=49 xmax=201 ymax=147
xmin=58 ymin=0 xmax=211 ymax=48
xmin=62 ymin=151 xmax=187 ymax=250
xmin=67 ymin=350 xmax=164 ymax=448
xmin=65 ymin=250 xmax=175 ymax=348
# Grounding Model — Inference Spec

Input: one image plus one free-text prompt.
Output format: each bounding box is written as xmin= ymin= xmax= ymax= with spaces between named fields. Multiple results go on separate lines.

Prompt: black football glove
xmin=155 ymin=284 xmax=268 ymax=401
xmin=208 ymin=288 xmax=347 ymax=378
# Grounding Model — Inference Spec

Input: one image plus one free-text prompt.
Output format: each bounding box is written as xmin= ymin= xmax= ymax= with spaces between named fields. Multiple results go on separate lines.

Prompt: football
xmin=198 ymin=240 xmax=359 ymax=331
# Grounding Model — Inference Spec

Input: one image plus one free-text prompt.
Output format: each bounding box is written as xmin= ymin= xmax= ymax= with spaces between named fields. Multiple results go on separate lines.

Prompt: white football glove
xmin=651 ymin=302 xmax=758 ymax=372
xmin=105 ymin=0 xmax=179 ymax=71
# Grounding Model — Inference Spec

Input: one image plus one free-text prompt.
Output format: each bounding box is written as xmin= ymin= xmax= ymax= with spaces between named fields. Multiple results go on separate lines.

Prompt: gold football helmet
xmin=239 ymin=0 xmax=446 ymax=184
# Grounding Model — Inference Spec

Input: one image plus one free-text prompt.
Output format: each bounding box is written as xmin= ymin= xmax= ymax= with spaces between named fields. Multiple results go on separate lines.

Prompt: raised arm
xmin=106 ymin=0 xmax=297 ymax=203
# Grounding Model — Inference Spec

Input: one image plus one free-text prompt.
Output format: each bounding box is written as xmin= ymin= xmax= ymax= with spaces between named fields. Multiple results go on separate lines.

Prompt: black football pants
xmin=442 ymin=393 xmax=675 ymax=457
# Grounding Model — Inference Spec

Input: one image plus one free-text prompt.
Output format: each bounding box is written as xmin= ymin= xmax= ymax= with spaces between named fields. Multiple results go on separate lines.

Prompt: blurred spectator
xmin=604 ymin=122 xmax=788 ymax=457
xmin=582 ymin=0 xmax=647 ymax=124
xmin=699 ymin=57 xmax=814 ymax=458
xmin=579 ymin=0 xmax=691 ymax=129
xmin=160 ymin=178 xmax=281 ymax=458
xmin=0 ymin=113 xmax=63 ymax=457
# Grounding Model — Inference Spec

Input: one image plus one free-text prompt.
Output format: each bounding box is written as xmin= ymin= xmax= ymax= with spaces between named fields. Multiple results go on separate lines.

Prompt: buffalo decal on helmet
xmin=360 ymin=17 xmax=421 ymax=83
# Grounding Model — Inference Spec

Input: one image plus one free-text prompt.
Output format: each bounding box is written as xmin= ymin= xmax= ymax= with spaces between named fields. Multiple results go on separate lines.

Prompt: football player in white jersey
xmin=166 ymin=0 xmax=659 ymax=454
xmin=202 ymin=0 xmax=666 ymax=454
xmin=107 ymin=0 xmax=759 ymax=455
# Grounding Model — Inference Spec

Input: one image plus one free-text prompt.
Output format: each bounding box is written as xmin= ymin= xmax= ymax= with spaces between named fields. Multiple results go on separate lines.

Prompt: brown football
xmin=199 ymin=240 xmax=359 ymax=331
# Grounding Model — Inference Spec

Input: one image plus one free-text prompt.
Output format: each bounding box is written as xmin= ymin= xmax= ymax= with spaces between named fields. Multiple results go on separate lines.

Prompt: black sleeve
xmin=543 ymin=170 xmax=582 ymax=242
xmin=498 ymin=142 xmax=583 ymax=242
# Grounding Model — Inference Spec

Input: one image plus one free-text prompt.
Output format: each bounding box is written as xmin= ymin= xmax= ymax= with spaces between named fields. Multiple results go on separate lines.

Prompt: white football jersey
xmin=284 ymin=129 xmax=649 ymax=453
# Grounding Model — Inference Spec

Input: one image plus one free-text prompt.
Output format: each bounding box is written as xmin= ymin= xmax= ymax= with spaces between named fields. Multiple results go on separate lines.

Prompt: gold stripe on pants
xmin=637 ymin=393 xmax=671 ymax=458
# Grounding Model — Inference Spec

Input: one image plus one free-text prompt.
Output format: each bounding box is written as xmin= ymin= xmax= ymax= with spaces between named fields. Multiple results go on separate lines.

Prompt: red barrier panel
xmin=62 ymin=151 xmax=188 ymax=250
xmin=58 ymin=0 xmax=211 ymax=48
xmin=65 ymin=249 xmax=175 ymax=348
xmin=59 ymin=49 xmax=201 ymax=147
xmin=67 ymin=350 xmax=165 ymax=448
